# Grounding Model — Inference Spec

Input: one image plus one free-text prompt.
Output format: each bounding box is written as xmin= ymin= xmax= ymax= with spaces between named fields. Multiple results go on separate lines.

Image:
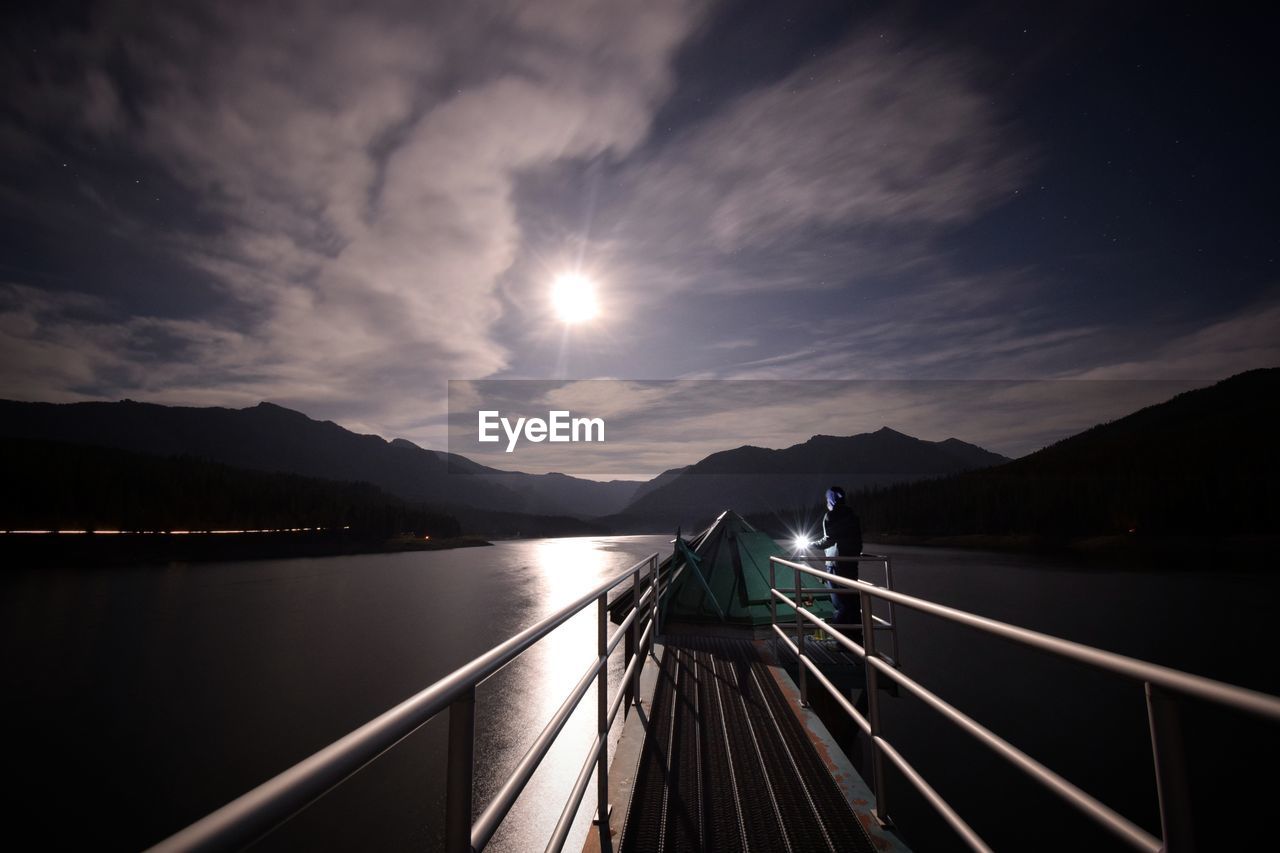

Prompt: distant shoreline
xmin=6 ymin=528 xmax=1275 ymax=570
xmin=0 ymin=531 xmax=492 ymax=568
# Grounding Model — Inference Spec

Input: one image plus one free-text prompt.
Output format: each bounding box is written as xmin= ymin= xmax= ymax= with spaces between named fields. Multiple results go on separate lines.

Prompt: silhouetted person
xmin=812 ymin=486 xmax=862 ymax=631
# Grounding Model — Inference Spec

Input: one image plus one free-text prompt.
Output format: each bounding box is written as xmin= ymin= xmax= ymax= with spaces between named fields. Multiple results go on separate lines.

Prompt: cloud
xmin=0 ymin=283 xmax=257 ymax=405
xmin=0 ymin=0 xmax=707 ymax=439
xmin=1071 ymin=296 xmax=1280 ymax=380
xmin=479 ymin=25 xmax=1042 ymax=394
xmin=705 ymin=276 xmax=1280 ymax=390
xmin=3 ymin=4 xmax=1274 ymax=466
xmin=678 ymin=267 xmax=1090 ymax=381
xmin=658 ymin=36 xmax=1028 ymax=252
xmin=514 ymin=29 xmax=1032 ymax=306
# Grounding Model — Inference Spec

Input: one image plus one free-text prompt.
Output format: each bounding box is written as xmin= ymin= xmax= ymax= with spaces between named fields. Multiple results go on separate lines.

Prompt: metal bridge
xmin=149 ymin=550 xmax=1280 ymax=852
xmin=617 ymin=633 xmax=881 ymax=853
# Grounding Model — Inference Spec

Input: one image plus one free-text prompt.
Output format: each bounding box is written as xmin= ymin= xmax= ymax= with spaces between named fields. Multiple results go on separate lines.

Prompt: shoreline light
xmin=2 ymin=525 xmax=354 ymax=535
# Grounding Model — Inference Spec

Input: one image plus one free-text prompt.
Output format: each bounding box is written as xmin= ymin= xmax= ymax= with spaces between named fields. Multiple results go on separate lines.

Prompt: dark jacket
xmin=813 ymin=503 xmax=862 ymax=574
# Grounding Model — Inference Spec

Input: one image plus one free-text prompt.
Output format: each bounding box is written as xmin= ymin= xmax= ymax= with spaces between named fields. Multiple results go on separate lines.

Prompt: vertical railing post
xmin=446 ymin=687 xmax=475 ymax=853
xmin=596 ymin=593 xmax=612 ymax=850
xmin=1146 ymin=682 xmax=1194 ymax=852
xmin=655 ymin=554 xmax=663 ymax=639
xmin=769 ymin=558 xmax=778 ymax=628
xmin=647 ymin=556 xmax=656 ymax=657
xmin=625 ymin=565 xmax=639 ymax=710
xmin=861 ymin=589 xmax=890 ymax=828
xmin=884 ymin=555 xmax=900 ymax=665
xmin=795 ymin=560 xmax=808 ymax=707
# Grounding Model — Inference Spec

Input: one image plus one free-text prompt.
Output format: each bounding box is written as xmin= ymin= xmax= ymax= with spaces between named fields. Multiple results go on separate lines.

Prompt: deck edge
xmin=758 ymin=643 xmax=912 ymax=852
xmin=581 ymin=641 xmax=665 ymax=853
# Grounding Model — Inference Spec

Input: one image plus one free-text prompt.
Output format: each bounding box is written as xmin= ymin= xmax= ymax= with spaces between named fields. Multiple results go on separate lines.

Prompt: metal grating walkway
xmin=619 ymin=635 xmax=877 ymax=853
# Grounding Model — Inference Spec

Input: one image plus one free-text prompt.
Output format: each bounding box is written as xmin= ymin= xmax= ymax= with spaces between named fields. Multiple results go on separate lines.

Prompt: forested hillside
xmin=1 ymin=438 xmax=459 ymax=538
xmin=851 ymin=369 xmax=1278 ymax=538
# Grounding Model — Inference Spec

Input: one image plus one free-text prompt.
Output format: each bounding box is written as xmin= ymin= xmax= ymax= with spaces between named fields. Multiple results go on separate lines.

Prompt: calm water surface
xmin=3 ymin=537 xmax=1276 ymax=851
xmin=850 ymin=544 xmax=1278 ymax=851
xmin=3 ymin=536 xmax=668 ymax=852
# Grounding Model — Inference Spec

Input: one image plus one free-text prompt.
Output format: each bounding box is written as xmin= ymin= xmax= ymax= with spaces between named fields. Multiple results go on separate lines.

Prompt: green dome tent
xmin=655 ymin=510 xmax=836 ymax=627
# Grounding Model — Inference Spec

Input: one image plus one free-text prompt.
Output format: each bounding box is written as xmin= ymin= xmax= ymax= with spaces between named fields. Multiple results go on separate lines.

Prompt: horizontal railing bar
xmin=476 ymin=595 xmax=656 ymax=851
xmin=783 ymin=593 xmax=1193 ymax=848
xmin=798 ymin=606 xmax=866 ymax=655
xmin=788 ymin=601 xmax=898 ymax=666
xmin=772 ymin=557 xmax=1280 ymax=721
xmin=610 ymin=607 xmax=638 ymax=653
xmin=768 ymin=589 xmax=890 ymax=628
xmin=544 ymin=735 xmax=605 ymax=853
xmin=786 ymin=553 xmax=890 ymax=562
xmin=874 ymin=735 xmax=993 ymax=853
xmin=150 ymin=553 xmax=658 ymax=853
xmin=607 ymin=676 xmax=630 ymax=730
xmin=547 ymin=608 xmax=655 ymax=853
xmin=607 ymin=615 xmax=635 ymax=657
xmin=769 ymin=622 xmax=873 ymax=734
xmin=862 ymin=652 xmax=1160 ymax=852
xmin=774 ymin=607 xmax=986 ymax=850
xmin=546 ymin=611 xmax=657 ymax=853
xmin=609 ymin=623 xmax=651 ymax=725
xmin=801 ymin=655 xmax=872 ymax=735
xmin=635 ymin=618 xmax=655 ymax=663
xmin=472 ymin=652 xmax=608 ymax=850
xmin=810 ymin=618 xmax=892 ymax=631
xmin=772 ymin=596 xmax=886 ymax=635
xmin=770 ymin=622 xmax=797 ymax=655
xmin=774 ymin=564 xmax=883 ymax=590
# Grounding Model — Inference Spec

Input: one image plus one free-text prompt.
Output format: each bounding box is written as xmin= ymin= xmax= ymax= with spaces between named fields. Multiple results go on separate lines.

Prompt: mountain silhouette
xmin=1 ymin=436 xmax=458 ymax=537
xmin=853 ymin=368 xmax=1279 ymax=538
xmin=0 ymin=399 xmax=641 ymax=519
xmin=612 ymin=427 xmax=1008 ymax=529
xmin=9 ymin=368 xmax=1266 ymax=544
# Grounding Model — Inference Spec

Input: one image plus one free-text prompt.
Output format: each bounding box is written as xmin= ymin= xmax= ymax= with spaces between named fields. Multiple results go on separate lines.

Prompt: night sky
xmin=2 ymin=1 xmax=1277 ymax=469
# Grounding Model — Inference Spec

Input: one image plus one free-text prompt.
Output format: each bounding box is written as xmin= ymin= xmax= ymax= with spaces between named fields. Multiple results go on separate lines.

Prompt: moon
xmin=551 ymin=273 xmax=599 ymax=324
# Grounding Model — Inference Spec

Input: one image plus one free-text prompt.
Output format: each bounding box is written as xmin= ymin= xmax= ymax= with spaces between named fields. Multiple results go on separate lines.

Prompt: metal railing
xmin=150 ymin=552 xmax=661 ymax=853
xmin=772 ymin=553 xmax=900 ymax=665
xmin=768 ymin=555 xmax=1280 ymax=853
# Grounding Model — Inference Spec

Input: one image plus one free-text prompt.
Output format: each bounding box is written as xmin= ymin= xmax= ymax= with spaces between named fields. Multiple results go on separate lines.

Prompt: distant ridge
xmin=0 ymin=399 xmax=641 ymax=520
xmin=0 ymin=436 xmax=458 ymax=536
xmin=13 ymin=367 xmax=1261 ymax=545
xmin=610 ymin=426 xmax=1009 ymax=529
xmin=853 ymin=368 xmax=1280 ymax=539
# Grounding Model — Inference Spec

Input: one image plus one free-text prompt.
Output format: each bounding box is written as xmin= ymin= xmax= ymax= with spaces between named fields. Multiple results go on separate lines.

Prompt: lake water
xmin=3 ymin=537 xmax=1276 ymax=851
xmin=845 ymin=544 xmax=1278 ymax=851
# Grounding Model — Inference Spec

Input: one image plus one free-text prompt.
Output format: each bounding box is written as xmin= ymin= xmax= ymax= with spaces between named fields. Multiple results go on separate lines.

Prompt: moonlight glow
xmin=551 ymin=273 xmax=599 ymax=324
